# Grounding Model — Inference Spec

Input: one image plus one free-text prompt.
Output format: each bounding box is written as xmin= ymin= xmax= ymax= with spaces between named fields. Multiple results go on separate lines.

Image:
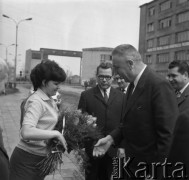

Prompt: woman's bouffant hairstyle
xmin=30 ymin=59 xmax=66 ymax=91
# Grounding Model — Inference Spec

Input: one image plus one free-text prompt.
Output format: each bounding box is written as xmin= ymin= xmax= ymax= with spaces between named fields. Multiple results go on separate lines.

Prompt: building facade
xmin=81 ymin=47 xmax=113 ymax=84
xmin=25 ymin=47 xmax=112 ymax=84
xmin=139 ymin=0 xmax=189 ymax=76
xmin=25 ymin=49 xmax=41 ymax=80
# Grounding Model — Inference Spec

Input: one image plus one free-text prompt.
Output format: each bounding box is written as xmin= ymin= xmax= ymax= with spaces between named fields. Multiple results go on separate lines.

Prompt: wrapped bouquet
xmin=37 ymin=106 xmax=102 ymax=176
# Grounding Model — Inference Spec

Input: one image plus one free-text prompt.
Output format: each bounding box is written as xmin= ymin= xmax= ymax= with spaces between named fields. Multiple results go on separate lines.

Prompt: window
xmin=100 ymin=54 xmax=112 ymax=62
xmin=157 ymin=53 xmax=169 ymax=63
xmin=160 ymin=1 xmax=172 ymax=11
xmin=147 ymin=23 xmax=154 ymax=32
xmin=178 ymin=0 xmax=188 ymax=4
xmin=175 ymin=51 xmax=189 ymax=60
xmin=159 ymin=17 xmax=171 ymax=29
xmin=32 ymin=52 xmax=41 ymax=59
xmin=176 ymin=31 xmax=189 ymax=42
xmin=146 ymin=55 xmax=153 ymax=64
xmin=149 ymin=7 xmax=155 ymax=16
xmin=147 ymin=39 xmax=154 ymax=48
xmin=177 ymin=11 xmax=189 ymax=23
xmin=158 ymin=35 xmax=170 ymax=46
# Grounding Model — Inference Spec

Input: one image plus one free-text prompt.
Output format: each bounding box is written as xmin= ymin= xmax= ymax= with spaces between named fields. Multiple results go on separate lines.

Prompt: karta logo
xmin=112 ymin=157 xmax=188 ymax=179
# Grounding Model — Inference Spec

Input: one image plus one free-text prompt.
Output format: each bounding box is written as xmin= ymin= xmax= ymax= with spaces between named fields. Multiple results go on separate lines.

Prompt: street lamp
xmin=2 ymin=14 xmax=32 ymax=87
xmin=0 ymin=43 xmax=15 ymax=63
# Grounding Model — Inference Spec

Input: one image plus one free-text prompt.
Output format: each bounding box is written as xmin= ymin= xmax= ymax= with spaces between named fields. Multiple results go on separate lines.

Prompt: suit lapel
xmin=177 ymin=85 xmax=189 ymax=106
xmin=107 ymin=88 xmax=116 ymax=105
xmin=123 ymin=67 xmax=149 ymax=118
xmin=94 ymin=85 xmax=107 ymax=105
xmin=94 ymin=86 xmax=117 ymax=106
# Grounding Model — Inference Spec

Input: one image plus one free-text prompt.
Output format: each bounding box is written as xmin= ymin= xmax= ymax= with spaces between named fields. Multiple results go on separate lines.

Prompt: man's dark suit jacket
xmin=167 ymin=110 xmax=189 ymax=179
xmin=177 ymin=84 xmax=189 ymax=113
xmin=165 ymin=85 xmax=189 ymax=179
xmin=78 ymin=85 xmax=124 ymax=180
xmin=78 ymin=85 xmax=124 ymax=138
xmin=110 ymin=67 xmax=179 ymax=174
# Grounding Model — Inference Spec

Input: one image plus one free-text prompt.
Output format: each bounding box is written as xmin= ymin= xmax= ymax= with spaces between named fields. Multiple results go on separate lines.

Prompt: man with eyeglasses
xmin=78 ymin=62 xmax=124 ymax=180
xmin=93 ymin=44 xmax=179 ymax=179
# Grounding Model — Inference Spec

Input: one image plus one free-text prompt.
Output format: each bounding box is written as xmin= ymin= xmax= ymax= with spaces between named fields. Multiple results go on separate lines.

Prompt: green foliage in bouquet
xmin=36 ymin=106 xmax=102 ymax=176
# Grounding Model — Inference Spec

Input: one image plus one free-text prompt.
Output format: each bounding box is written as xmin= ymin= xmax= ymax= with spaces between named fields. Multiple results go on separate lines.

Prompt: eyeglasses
xmin=98 ymin=75 xmax=112 ymax=81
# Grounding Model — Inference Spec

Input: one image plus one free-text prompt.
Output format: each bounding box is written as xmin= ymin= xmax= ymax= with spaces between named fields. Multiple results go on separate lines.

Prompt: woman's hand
xmin=54 ymin=130 xmax=67 ymax=151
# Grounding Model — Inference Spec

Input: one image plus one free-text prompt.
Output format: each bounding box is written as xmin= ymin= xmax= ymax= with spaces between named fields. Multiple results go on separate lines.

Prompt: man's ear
xmin=183 ymin=71 xmax=189 ymax=78
xmin=127 ymin=60 xmax=134 ymax=70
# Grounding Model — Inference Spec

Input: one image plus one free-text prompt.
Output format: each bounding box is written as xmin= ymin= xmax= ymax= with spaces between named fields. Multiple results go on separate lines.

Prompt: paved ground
xmin=0 ymin=84 xmax=85 ymax=180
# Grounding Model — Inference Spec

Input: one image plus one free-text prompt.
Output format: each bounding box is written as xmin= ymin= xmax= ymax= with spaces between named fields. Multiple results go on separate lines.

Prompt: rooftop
xmin=82 ymin=47 xmax=113 ymax=51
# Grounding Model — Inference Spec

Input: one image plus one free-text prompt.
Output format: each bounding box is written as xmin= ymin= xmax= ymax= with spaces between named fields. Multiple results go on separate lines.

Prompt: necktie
xmin=175 ymin=91 xmax=181 ymax=98
xmin=121 ymin=88 xmax=126 ymax=94
xmin=104 ymin=89 xmax=108 ymax=103
xmin=126 ymin=83 xmax=134 ymax=101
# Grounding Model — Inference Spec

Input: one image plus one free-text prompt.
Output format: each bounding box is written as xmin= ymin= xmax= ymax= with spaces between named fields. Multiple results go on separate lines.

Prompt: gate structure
xmin=40 ymin=48 xmax=82 ymax=83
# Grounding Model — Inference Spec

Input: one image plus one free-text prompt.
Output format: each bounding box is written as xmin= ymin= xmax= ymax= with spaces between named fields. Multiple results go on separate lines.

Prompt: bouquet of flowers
xmin=36 ymin=106 xmax=102 ymax=176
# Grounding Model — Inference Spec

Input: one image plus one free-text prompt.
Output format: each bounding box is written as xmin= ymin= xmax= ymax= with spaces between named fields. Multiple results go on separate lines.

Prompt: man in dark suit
xmin=166 ymin=59 xmax=189 ymax=179
xmin=0 ymin=126 xmax=9 ymax=180
xmin=78 ymin=62 xmax=124 ymax=180
xmin=167 ymin=60 xmax=189 ymax=113
xmin=166 ymin=110 xmax=189 ymax=179
xmin=93 ymin=44 xmax=179 ymax=179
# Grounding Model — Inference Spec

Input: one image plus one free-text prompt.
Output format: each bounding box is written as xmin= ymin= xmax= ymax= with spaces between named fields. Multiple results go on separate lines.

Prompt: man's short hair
xmin=96 ymin=62 xmax=113 ymax=75
xmin=112 ymin=44 xmax=142 ymax=61
xmin=168 ymin=60 xmax=189 ymax=75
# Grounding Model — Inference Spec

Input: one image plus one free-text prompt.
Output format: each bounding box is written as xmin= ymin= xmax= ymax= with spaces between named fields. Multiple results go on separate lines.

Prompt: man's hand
xmin=117 ymin=148 xmax=125 ymax=158
xmin=93 ymin=135 xmax=114 ymax=157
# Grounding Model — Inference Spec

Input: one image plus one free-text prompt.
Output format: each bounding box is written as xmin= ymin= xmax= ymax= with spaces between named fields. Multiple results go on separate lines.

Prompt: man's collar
xmin=133 ymin=64 xmax=147 ymax=87
xmin=180 ymin=82 xmax=189 ymax=94
xmin=98 ymin=85 xmax=111 ymax=96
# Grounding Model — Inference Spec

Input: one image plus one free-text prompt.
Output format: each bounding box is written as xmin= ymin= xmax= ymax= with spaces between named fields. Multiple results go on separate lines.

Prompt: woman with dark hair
xmin=9 ymin=59 xmax=67 ymax=180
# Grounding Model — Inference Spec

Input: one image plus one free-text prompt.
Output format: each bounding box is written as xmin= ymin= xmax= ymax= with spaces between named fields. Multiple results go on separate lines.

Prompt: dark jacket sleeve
xmin=168 ymin=110 xmax=189 ymax=176
xmin=110 ymin=124 xmax=123 ymax=146
xmin=152 ymin=80 xmax=179 ymax=161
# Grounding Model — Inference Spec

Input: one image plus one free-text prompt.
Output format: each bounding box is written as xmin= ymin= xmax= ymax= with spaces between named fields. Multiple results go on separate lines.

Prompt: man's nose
xmin=167 ymin=76 xmax=173 ymax=81
xmin=102 ymin=78 xmax=107 ymax=82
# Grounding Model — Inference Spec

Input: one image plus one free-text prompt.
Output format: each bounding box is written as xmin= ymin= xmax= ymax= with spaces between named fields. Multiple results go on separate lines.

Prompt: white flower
xmin=87 ymin=116 xmax=97 ymax=125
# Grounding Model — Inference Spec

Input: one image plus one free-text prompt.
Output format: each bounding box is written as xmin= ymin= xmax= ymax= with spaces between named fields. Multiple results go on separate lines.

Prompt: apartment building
xmin=81 ymin=47 xmax=113 ymax=83
xmin=139 ymin=0 xmax=189 ymax=76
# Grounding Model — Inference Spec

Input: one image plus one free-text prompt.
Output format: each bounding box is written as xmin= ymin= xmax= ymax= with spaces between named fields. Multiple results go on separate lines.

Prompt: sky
xmin=0 ymin=0 xmax=152 ymax=75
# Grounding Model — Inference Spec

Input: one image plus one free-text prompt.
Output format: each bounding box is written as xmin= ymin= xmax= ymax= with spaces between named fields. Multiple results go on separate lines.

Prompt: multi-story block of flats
xmin=139 ymin=0 xmax=189 ymax=77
